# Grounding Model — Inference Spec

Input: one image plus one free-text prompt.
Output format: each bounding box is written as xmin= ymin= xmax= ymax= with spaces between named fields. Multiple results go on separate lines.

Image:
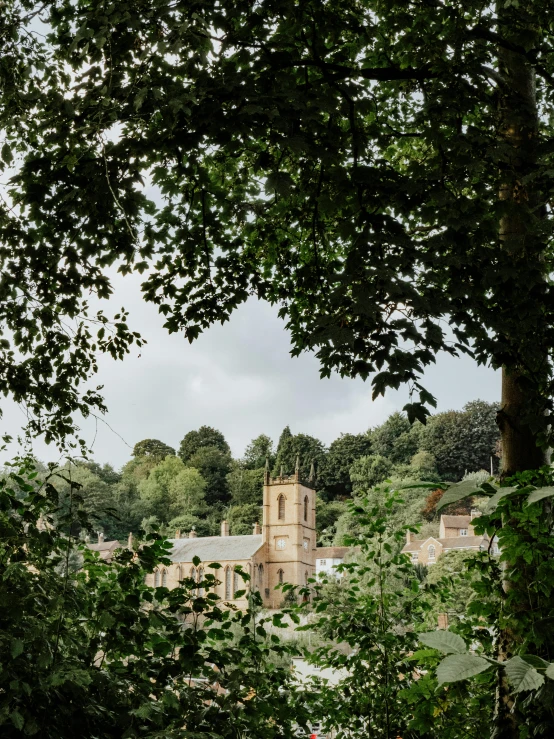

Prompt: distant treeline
xmin=28 ymin=400 xmax=499 ymax=547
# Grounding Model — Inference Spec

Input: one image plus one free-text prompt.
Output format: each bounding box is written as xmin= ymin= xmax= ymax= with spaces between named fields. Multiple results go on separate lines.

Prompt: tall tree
xmin=272 ymin=432 xmax=326 ymax=479
xmin=317 ymin=432 xmax=372 ymax=499
xmin=242 ymin=434 xmax=275 ymax=470
xmin=419 ymin=400 xmax=500 ymax=480
xmin=185 ymin=446 xmax=232 ymax=507
xmin=178 ymin=427 xmax=230 ymax=463
xmin=370 ymin=413 xmax=421 ymax=466
xmin=132 ymin=439 xmax=176 ymax=461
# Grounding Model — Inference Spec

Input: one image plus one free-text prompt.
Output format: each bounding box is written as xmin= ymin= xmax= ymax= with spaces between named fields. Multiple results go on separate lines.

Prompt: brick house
xmin=401 ymin=511 xmax=499 ymax=565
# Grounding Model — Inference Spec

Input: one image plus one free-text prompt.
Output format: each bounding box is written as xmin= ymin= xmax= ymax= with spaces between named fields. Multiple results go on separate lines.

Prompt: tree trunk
xmin=497 ymin=18 xmax=546 ymax=478
xmin=498 ymin=368 xmax=546 ymax=476
xmin=494 ymin=9 xmax=546 ymax=738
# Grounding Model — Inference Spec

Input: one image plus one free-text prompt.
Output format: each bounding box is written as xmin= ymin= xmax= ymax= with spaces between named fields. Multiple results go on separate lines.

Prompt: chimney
xmin=127 ymin=532 xmax=133 ymax=550
xmin=438 ymin=613 xmax=449 ymax=630
xmin=470 ymin=509 xmax=479 ymax=520
xmin=189 ymin=528 xmax=197 ymax=539
xmin=175 ymin=529 xmax=181 ymax=539
xmin=406 ymin=531 xmax=412 ymax=544
xmin=221 ymin=520 xmax=229 ymax=537
xmin=98 ymin=532 xmax=104 ymax=544
xmin=253 ymin=522 xmax=261 ymax=535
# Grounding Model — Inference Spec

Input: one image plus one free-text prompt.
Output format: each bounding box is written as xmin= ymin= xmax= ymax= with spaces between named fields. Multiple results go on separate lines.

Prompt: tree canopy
xmin=178 ymin=426 xmax=231 ymax=462
xmin=3 ymin=0 xmax=554 ymax=472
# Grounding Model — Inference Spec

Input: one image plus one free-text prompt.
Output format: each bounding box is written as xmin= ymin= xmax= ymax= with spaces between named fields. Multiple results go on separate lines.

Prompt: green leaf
xmin=504 ymin=656 xmax=545 ymax=693
xmin=436 ymin=480 xmax=484 ymax=511
xmin=10 ymin=710 xmax=24 ymax=730
xmin=436 ymin=654 xmax=492 ymax=685
xmin=418 ymin=630 xmax=467 ymax=655
xmin=526 ymin=487 xmax=554 ymax=506
xmin=545 ymin=663 xmax=554 ymax=680
xmin=11 ymin=639 xmax=24 ymax=658
xmin=484 ymin=487 xmax=519 ymax=512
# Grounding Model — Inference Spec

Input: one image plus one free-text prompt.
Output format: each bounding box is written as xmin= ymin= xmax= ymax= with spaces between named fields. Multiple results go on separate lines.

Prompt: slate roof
xmin=315 ymin=546 xmax=350 ymax=560
xmin=441 ymin=515 xmax=472 ymax=528
xmin=167 ymin=535 xmax=263 ymax=563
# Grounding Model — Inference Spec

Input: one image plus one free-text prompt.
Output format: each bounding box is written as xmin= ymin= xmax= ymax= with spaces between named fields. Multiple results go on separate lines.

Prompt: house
xmin=87 ymin=532 xmax=123 ymax=562
xmin=315 ymin=546 xmax=350 ymax=578
xmin=401 ymin=511 xmax=499 ymax=565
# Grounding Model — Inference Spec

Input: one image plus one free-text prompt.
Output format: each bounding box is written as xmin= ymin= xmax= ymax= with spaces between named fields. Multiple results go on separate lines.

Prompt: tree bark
xmin=493 ymin=8 xmax=546 ymax=738
xmin=497 ymin=15 xmax=546 ymax=478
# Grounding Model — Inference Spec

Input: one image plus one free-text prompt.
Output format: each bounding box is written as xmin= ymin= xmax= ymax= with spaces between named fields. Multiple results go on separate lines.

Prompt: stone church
xmin=145 ymin=462 xmax=317 ymax=609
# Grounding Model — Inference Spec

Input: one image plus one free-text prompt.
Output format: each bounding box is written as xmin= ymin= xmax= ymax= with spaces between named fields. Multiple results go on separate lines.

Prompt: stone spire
xmin=309 ymin=460 xmax=316 ymax=483
xmin=295 ymin=453 xmax=300 ymax=478
xmin=264 ymin=456 xmax=270 ymax=484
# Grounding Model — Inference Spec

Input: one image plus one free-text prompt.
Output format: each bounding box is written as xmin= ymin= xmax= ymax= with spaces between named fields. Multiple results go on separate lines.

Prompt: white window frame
xmin=459 ymin=529 xmax=468 ymax=536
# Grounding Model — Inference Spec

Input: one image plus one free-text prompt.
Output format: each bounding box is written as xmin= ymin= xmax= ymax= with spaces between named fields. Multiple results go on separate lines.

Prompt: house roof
xmin=167 ymin=535 xmax=263 ymax=563
xmin=315 ymin=546 xmax=350 ymax=560
xmin=87 ymin=540 xmax=122 ymax=561
xmin=441 ymin=536 xmax=483 ymax=550
xmin=402 ymin=534 xmax=487 ymax=554
xmin=441 ymin=515 xmax=471 ymax=528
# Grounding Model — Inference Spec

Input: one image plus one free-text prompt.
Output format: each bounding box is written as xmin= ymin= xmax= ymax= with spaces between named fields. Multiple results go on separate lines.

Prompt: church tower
xmin=262 ymin=456 xmax=316 ymax=607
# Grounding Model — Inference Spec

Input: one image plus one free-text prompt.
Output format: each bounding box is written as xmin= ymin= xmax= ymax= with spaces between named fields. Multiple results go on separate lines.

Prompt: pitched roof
xmin=402 ymin=536 xmax=441 ymax=553
xmin=315 ymin=546 xmax=350 ymax=559
xmin=441 ymin=515 xmax=471 ymax=528
xmin=402 ymin=534 xmax=487 ymax=554
xmin=87 ymin=540 xmax=122 ymax=561
xmin=441 ymin=536 xmax=483 ymax=550
xmin=167 ymin=535 xmax=263 ymax=563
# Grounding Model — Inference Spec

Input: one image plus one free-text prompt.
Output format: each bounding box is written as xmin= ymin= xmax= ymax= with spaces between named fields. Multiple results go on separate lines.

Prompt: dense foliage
xmin=0 ymin=456 xmax=310 ymax=738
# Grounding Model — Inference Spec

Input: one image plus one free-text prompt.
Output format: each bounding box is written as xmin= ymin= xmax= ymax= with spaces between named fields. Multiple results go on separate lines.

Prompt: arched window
xmin=258 ymin=564 xmax=264 ymax=588
xmin=428 ymin=545 xmax=436 ymax=561
xmin=304 ymin=495 xmax=309 ymax=522
xmin=305 ymin=571 xmax=309 ymax=586
xmin=154 ymin=569 xmax=160 ymax=587
xmin=278 ymin=568 xmax=284 ymax=585
xmin=278 ymin=494 xmax=285 ymax=520
xmin=225 ymin=567 xmax=232 ymax=599
xmin=191 ymin=567 xmax=197 ymax=595
xmin=233 ymin=568 xmax=240 ymax=597
xmin=176 ymin=565 xmax=182 ymax=585
xmin=161 ymin=569 xmax=167 ymax=587
xmin=198 ymin=567 xmax=204 ymax=596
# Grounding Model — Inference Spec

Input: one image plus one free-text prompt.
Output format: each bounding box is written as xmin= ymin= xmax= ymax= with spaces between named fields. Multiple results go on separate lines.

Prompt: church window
xmin=198 ymin=567 xmax=204 ymax=596
xmin=225 ymin=567 xmax=232 ymax=599
xmin=233 ymin=568 xmax=240 ymax=597
xmin=278 ymin=568 xmax=284 ymax=584
xmin=276 ymin=538 xmax=286 ymax=550
xmin=154 ymin=569 xmax=160 ymax=587
xmin=278 ymin=494 xmax=285 ymax=519
xmin=304 ymin=495 xmax=309 ymax=521
xmin=303 ymin=539 xmax=309 ymax=551
xmin=319 ymin=559 xmax=326 ymax=566
xmin=161 ymin=569 xmax=167 ymax=587
xmin=258 ymin=564 xmax=264 ymax=587
xmin=428 ymin=545 xmax=436 ymax=561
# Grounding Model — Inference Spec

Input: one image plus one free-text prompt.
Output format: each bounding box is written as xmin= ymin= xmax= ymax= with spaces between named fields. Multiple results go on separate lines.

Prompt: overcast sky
xmin=1 ymin=271 xmax=500 ymax=470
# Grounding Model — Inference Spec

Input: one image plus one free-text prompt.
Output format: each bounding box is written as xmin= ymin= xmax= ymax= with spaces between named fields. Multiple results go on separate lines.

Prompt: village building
xmin=116 ymin=458 xmax=319 ymax=609
xmin=315 ymin=546 xmax=350 ymax=578
xmin=402 ymin=511 xmax=499 ymax=565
